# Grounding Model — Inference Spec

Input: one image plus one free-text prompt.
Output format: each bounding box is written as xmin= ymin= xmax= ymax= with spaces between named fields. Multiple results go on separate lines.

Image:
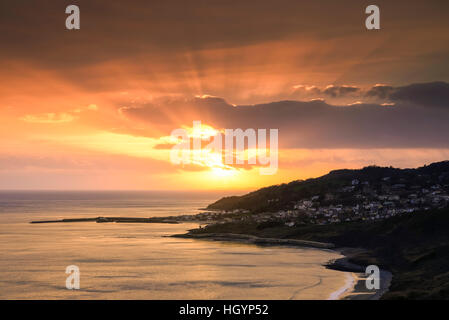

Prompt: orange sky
xmin=1 ymin=1 xmax=449 ymax=190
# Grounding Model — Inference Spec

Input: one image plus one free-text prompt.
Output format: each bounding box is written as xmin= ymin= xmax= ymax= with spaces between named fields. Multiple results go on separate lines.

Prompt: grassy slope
xmin=190 ymin=208 xmax=449 ymax=299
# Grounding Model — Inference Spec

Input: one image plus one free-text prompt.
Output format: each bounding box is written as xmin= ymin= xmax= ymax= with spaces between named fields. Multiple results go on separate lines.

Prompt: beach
xmin=326 ymin=248 xmax=392 ymax=300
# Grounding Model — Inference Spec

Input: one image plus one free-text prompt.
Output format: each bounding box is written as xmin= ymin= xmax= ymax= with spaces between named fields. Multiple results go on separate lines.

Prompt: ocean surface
xmin=0 ymin=191 xmax=352 ymax=299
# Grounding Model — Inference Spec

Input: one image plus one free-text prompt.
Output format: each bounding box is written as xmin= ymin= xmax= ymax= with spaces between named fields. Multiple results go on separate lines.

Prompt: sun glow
xmin=183 ymin=122 xmax=221 ymax=140
xmin=210 ymin=167 xmax=238 ymax=178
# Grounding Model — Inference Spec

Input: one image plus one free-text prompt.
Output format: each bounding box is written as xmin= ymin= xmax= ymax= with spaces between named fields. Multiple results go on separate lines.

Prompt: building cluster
xmin=168 ymin=209 xmax=250 ymax=223
xmin=278 ymin=179 xmax=449 ymax=226
xmin=171 ymin=176 xmax=449 ymax=227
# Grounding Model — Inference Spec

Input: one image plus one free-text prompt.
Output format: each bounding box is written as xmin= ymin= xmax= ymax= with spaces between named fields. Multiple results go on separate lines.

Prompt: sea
xmin=0 ymin=191 xmax=353 ymax=299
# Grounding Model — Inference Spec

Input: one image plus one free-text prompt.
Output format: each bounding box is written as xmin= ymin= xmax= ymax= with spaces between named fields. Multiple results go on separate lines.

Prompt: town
xmin=171 ymin=168 xmax=449 ymax=227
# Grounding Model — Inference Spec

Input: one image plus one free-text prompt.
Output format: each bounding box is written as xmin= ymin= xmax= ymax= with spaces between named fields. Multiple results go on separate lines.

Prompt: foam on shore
xmin=328 ymin=272 xmax=356 ymax=300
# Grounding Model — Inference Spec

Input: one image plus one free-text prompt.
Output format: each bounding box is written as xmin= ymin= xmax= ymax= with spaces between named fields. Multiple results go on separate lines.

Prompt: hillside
xmin=207 ymin=161 xmax=449 ymax=213
xmin=198 ymin=161 xmax=449 ymax=299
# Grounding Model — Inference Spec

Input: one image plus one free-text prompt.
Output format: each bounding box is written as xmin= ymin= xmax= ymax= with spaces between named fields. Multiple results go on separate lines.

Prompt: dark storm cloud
xmin=366 ymin=82 xmax=449 ymax=108
xmin=120 ymin=82 xmax=449 ymax=149
xmin=389 ymin=82 xmax=449 ymax=108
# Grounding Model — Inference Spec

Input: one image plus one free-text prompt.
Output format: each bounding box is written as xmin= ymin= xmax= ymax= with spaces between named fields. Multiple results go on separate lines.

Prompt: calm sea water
xmin=0 ymin=191 xmax=351 ymax=299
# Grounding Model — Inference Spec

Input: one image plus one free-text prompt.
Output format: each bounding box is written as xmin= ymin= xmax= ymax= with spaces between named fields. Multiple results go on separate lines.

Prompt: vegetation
xmin=207 ymin=161 xmax=449 ymax=212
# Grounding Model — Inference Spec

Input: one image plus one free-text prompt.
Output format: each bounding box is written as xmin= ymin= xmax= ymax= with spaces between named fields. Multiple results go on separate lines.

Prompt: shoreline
xmin=328 ymin=273 xmax=356 ymax=300
xmin=325 ymin=248 xmax=392 ymax=300
xmin=171 ymin=232 xmax=335 ymax=249
xmin=173 ymin=232 xmax=392 ymax=300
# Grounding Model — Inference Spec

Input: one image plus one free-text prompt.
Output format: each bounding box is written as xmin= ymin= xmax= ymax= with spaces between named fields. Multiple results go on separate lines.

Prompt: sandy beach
xmin=326 ymin=248 xmax=392 ymax=300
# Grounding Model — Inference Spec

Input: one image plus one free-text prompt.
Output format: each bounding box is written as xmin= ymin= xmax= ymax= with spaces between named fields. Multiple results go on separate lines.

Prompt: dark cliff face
xmin=207 ymin=161 xmax=449 ymax=212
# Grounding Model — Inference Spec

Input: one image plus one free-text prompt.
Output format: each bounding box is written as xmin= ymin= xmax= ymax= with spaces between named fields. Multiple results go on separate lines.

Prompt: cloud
xmin=388 ymin=82 xmax=449 ymax=108
xmin=292 ymin=82 xmax=449 ymax=109
xmin=364 ymin=82 xmax=449 ymax=109
xmin=20 ymin=112 xmax=77 ymax=124
xmin=19 ymin=103 xmax=100 ymax=124
xmin=87 ymin=104 xmax=99 ymax=111
xmin=292 ymin=85 xmax=321 ymax=95
xmin=1 ymin=1 xmax=449 ymax=106
xmin=292 ymin=84 xmax=360 ymax=99
xmin=119 ymin=82 xmax=449 ymax=149
xmin=323 ymin=85 xmax=360 ymax=98
xmin=365 ymin=84 xmax=395 ymax=100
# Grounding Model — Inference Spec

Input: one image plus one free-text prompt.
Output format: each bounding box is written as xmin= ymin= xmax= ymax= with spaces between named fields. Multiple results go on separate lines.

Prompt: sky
xmin=1 ymin=0 xmax=449 ymax=190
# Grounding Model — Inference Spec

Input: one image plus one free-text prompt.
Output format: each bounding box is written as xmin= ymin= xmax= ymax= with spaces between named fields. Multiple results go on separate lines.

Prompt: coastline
xmin=171 ymin=232 xmax=335 ymax=249
xmin=325 ymin=248 xmax=392 ymax=300
xmin=172 ymin=232 xmax=392 ymax=300
xmin=328 ymin=272 xmax=356 ymax=300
